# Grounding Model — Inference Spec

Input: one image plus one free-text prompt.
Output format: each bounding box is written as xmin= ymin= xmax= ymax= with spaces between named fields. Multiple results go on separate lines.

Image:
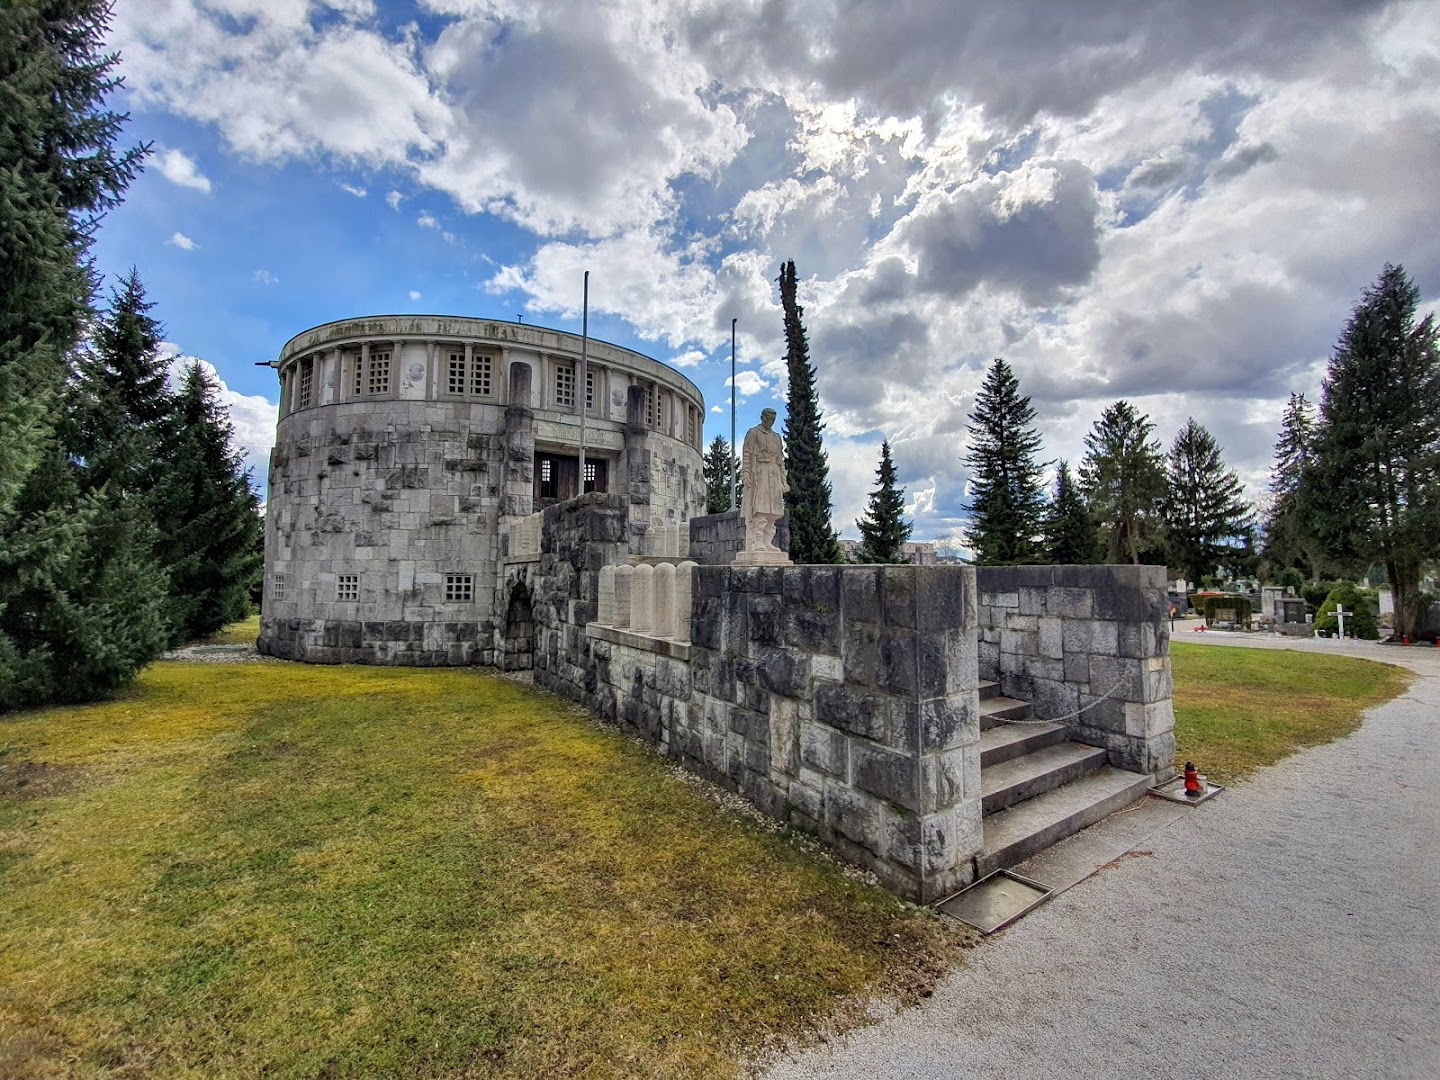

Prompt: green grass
xmin=0 ymin=656 xmax=966 ymax=1078
xmin=1171 ymin=642 xmax=1410 ymax=782
xmin=194 ymin=612 xmax=261 ymax=646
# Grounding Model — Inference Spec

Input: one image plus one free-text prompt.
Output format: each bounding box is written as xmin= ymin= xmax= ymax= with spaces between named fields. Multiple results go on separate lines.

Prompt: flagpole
xmin=730 ymin=318 xmax=738 ymax=511
xmin=579 ymin=271 xmax=589 ymax=494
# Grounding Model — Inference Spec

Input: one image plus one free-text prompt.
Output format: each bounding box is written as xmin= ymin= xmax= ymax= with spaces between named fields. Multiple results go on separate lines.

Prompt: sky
xmin=94 ymin=0 xmax=1440 ymax=546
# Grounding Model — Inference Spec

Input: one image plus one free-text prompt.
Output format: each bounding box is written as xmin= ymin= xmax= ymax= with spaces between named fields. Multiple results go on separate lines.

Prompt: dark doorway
xmin=535 ymin=453 xmax=607 ymax=507
xmin=503 ymin=582 xmax=535 ymax=671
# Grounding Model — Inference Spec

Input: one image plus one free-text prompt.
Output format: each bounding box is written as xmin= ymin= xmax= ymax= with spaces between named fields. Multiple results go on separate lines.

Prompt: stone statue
xmin=736 ymin=407 xmax=791 ymax=565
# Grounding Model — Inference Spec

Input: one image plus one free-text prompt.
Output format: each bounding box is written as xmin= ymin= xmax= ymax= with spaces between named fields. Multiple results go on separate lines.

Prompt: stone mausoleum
xmin=258 ymin=317 xmax=1177 ymax=901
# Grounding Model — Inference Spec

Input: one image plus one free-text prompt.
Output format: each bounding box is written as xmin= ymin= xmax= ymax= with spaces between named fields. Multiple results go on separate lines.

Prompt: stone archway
xmin=502 ymin=581 xmax=535 ymax=671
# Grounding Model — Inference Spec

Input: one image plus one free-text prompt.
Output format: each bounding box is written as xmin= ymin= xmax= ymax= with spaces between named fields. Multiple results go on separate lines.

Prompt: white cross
xmin=1335 ymin=605 xmax=1350 ymax=639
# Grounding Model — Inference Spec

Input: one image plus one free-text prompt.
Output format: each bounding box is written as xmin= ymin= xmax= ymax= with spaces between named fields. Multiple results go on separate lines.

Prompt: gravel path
xmin=768 ymin=638 xmax=1440 ymax=1080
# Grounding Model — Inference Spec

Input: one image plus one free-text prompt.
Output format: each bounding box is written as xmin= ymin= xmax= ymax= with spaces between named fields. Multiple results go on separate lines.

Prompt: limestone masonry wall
xmin=687 ymin=510 xmax=789 ymax=565
xmin=976 ymin=565 xmax=1175 ymax=779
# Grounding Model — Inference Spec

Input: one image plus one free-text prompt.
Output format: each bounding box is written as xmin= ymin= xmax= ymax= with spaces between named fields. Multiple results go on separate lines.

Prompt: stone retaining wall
xmin=687 ymin=509 xmax=789 ymax=566
xmin=976 ymin=565 xmax=1175 ymax=779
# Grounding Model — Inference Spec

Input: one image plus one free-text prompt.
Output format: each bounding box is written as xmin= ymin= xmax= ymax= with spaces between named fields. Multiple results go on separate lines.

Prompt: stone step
xmin=981 ymin=741 xmax=1108 ymax=815
xmin=978 ymin=720 xmax=1070 ymax=769
xmin=977 ymin=766 xmax=1153 ymax=878
xmin=979 ymin=694 xmax=1033 ymax=729
xmin=979 ymin=679 xmax=1002 ymax=701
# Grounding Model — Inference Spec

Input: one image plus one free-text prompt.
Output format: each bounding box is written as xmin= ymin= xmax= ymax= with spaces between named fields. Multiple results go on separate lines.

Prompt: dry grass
xmin=0 ymin=653 xmax=967 ymax=1078
xmin=1171 ymin=642 xmax=1410 ymax=783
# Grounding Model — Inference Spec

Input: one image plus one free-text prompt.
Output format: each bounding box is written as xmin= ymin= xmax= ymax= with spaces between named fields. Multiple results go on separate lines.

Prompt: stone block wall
xmin=687 ymin=510 xmax=789 ymax=566
xmin=976 ymin=565 xmax=1176 ymax=779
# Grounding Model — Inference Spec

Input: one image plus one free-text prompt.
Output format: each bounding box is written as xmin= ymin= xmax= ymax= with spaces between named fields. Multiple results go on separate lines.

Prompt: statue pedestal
xmin=734 ymin=549 xmax=791 ymax=566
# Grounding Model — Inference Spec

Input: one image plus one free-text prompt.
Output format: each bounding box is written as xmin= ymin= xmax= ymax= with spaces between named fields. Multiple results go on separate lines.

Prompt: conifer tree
xmin=1262 ymin=392 xmax=1319 ymax=577
xmin=778 ymin=260 xmax=841 ymax=563
xmin=1041 ymin=461 xmax=1099 ymax=564
xmin=854 ymin=440 xmax=912 ymax=563
xmin=702 ymin=435 xmax=739 ymax=514
xmin=1079 ymin=400 xmax=1168 ymax=565
xmin=153 ymin=363 xmax=264 ymax=643
xmin=964 ymin=358 xmax=1046 ymax=564
xmin=1306 ymin=264 xmax=1440 ymax=640
xmin=1161 ymin=419 xmax=1255 ymax=586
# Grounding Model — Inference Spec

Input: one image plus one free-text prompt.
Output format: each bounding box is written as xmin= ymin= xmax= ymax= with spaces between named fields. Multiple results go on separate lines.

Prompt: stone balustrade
xmin=596 ymin=561 xmax=697 ymax=643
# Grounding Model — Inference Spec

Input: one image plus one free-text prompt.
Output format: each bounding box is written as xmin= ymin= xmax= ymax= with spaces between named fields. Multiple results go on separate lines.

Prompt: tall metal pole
xmin=730 ymin=317 xmax=738 ymax=511
xmin=579 ymin=271 xmax=589 ymax=493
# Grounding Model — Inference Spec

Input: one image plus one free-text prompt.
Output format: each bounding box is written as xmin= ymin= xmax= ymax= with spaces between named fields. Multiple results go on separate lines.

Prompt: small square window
xmin=472 ymin=353 xmax=492 ymax=396
xmin=555 ymin=363 xmax=575 ymax=408
xmin=445 ymin=574 xmax=473 ymax=602
xmin=447 ymin=351 xmax=466 ymax=394
xmin=337 ymin=575 xmax=359 ymax=601
xmin=272 ymin=574 xmax=287 ymax=601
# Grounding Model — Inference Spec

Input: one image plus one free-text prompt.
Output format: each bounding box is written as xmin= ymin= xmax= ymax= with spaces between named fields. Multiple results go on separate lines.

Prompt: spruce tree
xmin=778 ymin=260 xmax=841 ymax=563
xmin=702 ymin=435 xmax=739 ymax=514
xmin=1161 ymin=419 xmax=1255 ymax=587
xmin=1262 ymin=393 xmax=1319 ymax=577
xmin=1041 ymin=461 xmax=1099 ymax=564
xmin=854 ymin=440 xmax=912 ymax=563
xmin=153 ymin=363 xmax=264 ymax=643
xmin=963 ymin=358 xmax=1046 ymax=564
xmin=1306 ymin=264 xmax=1440 ymax=640
xmin=1079 ymin=400 xmax=1168 ymax=564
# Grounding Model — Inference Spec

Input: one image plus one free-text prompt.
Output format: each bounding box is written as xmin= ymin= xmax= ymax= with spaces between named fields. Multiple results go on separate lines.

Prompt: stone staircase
xmin=976 ymin=680 xmax=1152 ymax=878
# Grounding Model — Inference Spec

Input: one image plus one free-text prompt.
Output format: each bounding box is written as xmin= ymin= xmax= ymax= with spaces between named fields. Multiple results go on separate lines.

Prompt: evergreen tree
xmin=1262 ymin=392 xmax=1320 ymax=577
xmin=778 ymin=259 xmax=841 ymax=563
xmin=1161 ymin=419 xmax=1255 ymax=587
xmin=963 ymin=358 xmax=1046 ymax=564
xmin=1041 ymin=461 xmax=1099 ymax=564
xmin=153 ymin=363 xmax=264 ymax=643
xmin=0 ymin=0 xmax=156 ymax=708
xmin=702 ymin=435 xmax=739 ymax=514
xmin=854 ymin=440 xmax=912 ymax=563
xmin=1079 ymin=400 xmax=1168 ymax=565
xmin=1306 ymin=264 xmax=1440 ymax=641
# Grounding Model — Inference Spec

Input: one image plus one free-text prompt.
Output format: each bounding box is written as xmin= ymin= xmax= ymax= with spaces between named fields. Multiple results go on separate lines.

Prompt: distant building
xmin=836 ymin=539 xmax=939 ymax=564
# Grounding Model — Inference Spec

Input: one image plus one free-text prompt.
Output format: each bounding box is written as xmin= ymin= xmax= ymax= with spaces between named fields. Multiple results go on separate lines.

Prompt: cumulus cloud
xmin=409 ymin=289 xmax=422 ymax=300
xmin=156 ymin=148 xmax=212 ymax=192
xmin=386 ymin=190 xmax=404 ymax=209
xmin=168 ymin=231 xmax=198 ymax=250
xmin=726 ymin=370 xmax=769 ymax=396
xmin=417 ymin=211 xmax=439 ymax=229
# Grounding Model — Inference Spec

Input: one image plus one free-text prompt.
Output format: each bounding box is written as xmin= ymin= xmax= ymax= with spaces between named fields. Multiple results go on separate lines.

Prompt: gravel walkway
xmin=768 ymin=638 xmax=1440 ymax=1080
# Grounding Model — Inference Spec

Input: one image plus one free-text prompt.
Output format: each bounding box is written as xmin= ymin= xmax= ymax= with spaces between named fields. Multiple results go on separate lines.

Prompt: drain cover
xmin=936 ymin=870 xmax=1055 ymax=934
xmin=1150 ymin=776 xmax=1224 ymax=805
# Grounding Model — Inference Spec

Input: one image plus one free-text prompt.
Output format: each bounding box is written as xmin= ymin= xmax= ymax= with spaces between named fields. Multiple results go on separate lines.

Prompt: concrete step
xmin=979 ymin=679 xmax=1002 ymax=700
xmin=979 ymin=721 xmax=1069 ymax=769
xmin=977 ymin=766 xmax=1153 ymax=877
xmin=979 ymin=694 xmax=1033 ymax=729
xmin=981 ymin=741 xmax=1108 ymax=815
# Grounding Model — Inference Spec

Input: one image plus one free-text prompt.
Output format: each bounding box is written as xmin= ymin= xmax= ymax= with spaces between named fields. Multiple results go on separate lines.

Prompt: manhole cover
xmin=935 ymin=870 xmax=1055 ymax=934
xmin=1150 ymin=776 xmax=1224 ymax=805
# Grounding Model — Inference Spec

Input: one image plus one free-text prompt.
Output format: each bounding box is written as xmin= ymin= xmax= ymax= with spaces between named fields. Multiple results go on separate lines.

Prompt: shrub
xmin=1201 ymin=594 xmax=1252 ymax=628
xmin=1279 ymin=568 xmax=1305 ymax=593
xmin=1301 ymin=580 xmax=1340 ymax=614
xmin=1314 ymin=583 xmax=1379 ymax=639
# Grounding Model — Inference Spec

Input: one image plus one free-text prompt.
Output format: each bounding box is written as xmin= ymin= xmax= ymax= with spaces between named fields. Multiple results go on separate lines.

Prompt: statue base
xmin=734 ymin=549 xmax=792 ymax=566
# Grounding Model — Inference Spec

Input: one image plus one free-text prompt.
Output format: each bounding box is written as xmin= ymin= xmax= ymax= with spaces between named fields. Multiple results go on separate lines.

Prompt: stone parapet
xmin=975 ymin=564 xmax=1176 ymax=780
xmin=687 ymin=509 xmax=789 ymax=566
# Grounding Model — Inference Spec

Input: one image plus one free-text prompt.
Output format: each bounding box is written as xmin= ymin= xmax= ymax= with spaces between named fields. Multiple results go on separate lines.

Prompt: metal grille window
xmin=446 ymin=351 xmax=466 ymax=394
xmin=555 ymin=362 xmax=575 ymax=408
xmin=583 ymin=461 xmax=597 ymax=491
xmin=644 ymin=384 xmax=656 ymax=427
xmin=337 ymin=575 xmax=359 ymax=601
xmin=272 ymin=574 xmax=287 ymax=601
xmin=585 ymin=368 xmax=595 ymax=411
xmin=686 ymin=405 xmax=697 ymax=447
xmin=367 ymin=350 xmax=391 ymax=395
xmin=297 ymin=360 xmax=313 ymax=409
xmin=540 ymin=459 xmax=552 ymax=483
xmin=445 ymin=574 xmax=473 ymax=602
xmin=352 ymin=353 xmax=363 ymax=396
xmin=471 ymin=353 xmax=492 ymax=396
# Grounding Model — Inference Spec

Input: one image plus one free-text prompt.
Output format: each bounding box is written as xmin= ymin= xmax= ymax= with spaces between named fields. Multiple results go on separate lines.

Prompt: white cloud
xmin=417 ymin=211 xmax=439 ymax=228
xmin=160 ymin=345 xmax=276 ymax=488
xmin=672 ymin=349 xmax=706 ymax=368
xmin=168 ymin=231 xmax=198 ymax=250
xmin=409 ymin=289 xmax=422 ymax=300
xmin=156 ymin=148 xmax=212 ymax=192
xmin=339 ymin=181 xmax=368 ymax=197
xmin=387 ymin=190 xmax=404 ymax=209
xmin=253 ymin=269 xmax=278 ymax=285
xmin=725 ymin=370 xmax=768 ymax=396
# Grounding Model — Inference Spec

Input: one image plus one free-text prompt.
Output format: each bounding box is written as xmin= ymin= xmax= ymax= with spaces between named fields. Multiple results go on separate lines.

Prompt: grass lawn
xmin=196 ymin=612 xmax=261 ymax=646
xmin=1170 ymin=642 xmax=1410 ymax=783
xmin=0 ymin=659 xmax=965 ymax=1078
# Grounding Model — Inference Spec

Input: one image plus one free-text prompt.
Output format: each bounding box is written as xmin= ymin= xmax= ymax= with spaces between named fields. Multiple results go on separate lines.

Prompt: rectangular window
xmin=555 ymin=362 xmax=575 ymax=408
xmin=585 ymin=367 xmax=595 ymax=411
xmin=445 ymin=574 xmax=473 ymax=602
xmin=337 ymin=575 xmax=359 ymax=601
xmin=471 ymin=353 xmax=492 ymax=397
xmin=446 ymin=351 xmax=467 ymax=394
xmin=367 ymin=350 xmax=391 ymax=395
xmin=686 ymin=405 xmax=697 ymax=447
xmin=272 ymin=574 xmax=287 ymax=601
xmin=352 ymin=353 xmax=363 ymax=397
xmin=583 ymin=460 xmax=597 ymax=492
xmin=297 ymin=359 xmax=313 ymax=409
xmin=644 ymin=384 xmax=656 ymax=427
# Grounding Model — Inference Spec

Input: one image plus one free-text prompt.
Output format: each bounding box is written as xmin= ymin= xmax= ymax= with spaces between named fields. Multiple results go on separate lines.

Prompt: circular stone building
xmin=257 ymin=315 xmax=706 ymax=666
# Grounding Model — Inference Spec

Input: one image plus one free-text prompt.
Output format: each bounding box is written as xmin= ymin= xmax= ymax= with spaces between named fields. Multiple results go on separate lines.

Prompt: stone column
xmin=359 ymin=342 xmax=370 ymax=398
xmin=597 ymin=565 xmax=616 ymax=626
xmin=654 ymin=562 xmax=676 ymax=639
xmin=613 ymin=565 xmax=633 ymax=628
xmin=631 ymin=563 xmax=654 ymax=634
xmin=502 ymin=362 xmax=534 ymax=518
xmin=620 ymin=384 xmax=652 ymax=548
xmin=673 ymin=561 xmax=695 ymax=644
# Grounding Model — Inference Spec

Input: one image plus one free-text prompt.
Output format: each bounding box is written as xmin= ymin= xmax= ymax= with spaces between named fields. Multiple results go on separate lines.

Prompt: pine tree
xmin=1079 ymin=400 xmax=1168 ymax=565
xmin=1161 ymin=419 xmax=1255 ymax=586
xmin=854 ymin=440 xmax=912 ymax=563
xmin=1262 ymin=393 xmax=1319 ymax=577
xmin=702 ymin=435 xmax=739 ymax=514
xmin=1041 ymin=461 xmax=1099 ymax=564
xmin=1306 ymin=264 xmax=1440 ymax=640
xmin=153 ymin=363 xmax=264 ymax=643
xmin=778 ymin=260 xmax=841 ymax=563
xmin=963 ymin=358 xmax=1046 ymax=564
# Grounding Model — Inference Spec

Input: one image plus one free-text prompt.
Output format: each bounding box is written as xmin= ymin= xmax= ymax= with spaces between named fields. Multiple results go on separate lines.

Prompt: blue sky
xmin=95 ymin=0 xmax=1440 ymax=545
